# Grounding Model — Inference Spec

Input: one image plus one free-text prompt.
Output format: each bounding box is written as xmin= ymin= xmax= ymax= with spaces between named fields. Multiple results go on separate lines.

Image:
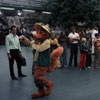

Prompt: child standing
xmin=79 ymin=38 xmax=88 ymax=69
xmin=85 ymin=36 xmax=92 ymax=68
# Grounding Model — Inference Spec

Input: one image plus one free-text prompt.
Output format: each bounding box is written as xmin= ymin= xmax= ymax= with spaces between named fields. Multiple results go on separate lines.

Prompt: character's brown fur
xmin=33 ymin=32 xmax=50 ymax=40
xmin=48 ymin=46 xmax=63 ymax=72
xmin=33 ymin=29 xmax=63 ymax=72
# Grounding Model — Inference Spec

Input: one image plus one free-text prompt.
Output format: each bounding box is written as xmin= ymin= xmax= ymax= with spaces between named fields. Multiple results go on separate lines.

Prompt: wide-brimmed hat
xmin=34 ymin=23 xmax=50 ymax=34
xmin=34 ymin=23 xmax=42 ymax=30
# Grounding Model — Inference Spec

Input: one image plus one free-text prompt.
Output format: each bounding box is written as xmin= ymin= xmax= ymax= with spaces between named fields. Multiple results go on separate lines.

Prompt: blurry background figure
xmin=91 ymin=26 xmax=99 ymax=54
xmin=49 ymin=33 xmax=61 ymax=70
xmin=85 ymin=28 xmax=92 ymax=45
xmin=68 ymin=26 xmax=80 ymax=67
xmin=80 ymin=29 xmax=86 ymax=39
xmin=85 ymin=28 xmax=92 ymax=38
xmin=79 ymin=38 xmax=87 ymax=70
xmin=58 ymin=31 xmax=67 ymax=68
xmin=20 ymin=25 xmax=26 ymax=35
xmin=94 ymin=33 xmax=100 ymax=68
xmin=54 ymin=25 xmax=61 ymax=38
xmin=85 ymin=36 xmax=92 ymax=69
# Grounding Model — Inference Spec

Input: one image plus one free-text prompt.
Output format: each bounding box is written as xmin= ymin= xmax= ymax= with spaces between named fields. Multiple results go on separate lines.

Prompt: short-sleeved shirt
xmin=68 ymin=32 xmax=79 ymax=44
xmin=92 ymin=30 xmax=98 ymax=39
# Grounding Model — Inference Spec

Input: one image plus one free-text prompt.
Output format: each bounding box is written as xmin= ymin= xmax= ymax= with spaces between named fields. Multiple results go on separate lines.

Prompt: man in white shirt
xmin=68 ymin=26 xmax=80 ymax=67
xmin=5 ymin=25 xmax=26 ymax=80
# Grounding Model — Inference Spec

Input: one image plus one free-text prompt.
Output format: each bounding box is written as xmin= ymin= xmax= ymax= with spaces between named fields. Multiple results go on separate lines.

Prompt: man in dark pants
xmin=5 ymin=25 xmax=26 ymax=80
xmin=68 ymin=26 xmax=80 ymax=67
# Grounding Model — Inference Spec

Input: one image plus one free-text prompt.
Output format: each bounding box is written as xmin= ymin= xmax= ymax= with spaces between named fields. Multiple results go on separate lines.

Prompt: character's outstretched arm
xmin=19 ymin=35 xmax=35 ymax=46
xmin=31 ymin=39 xmax=50 ymax=52
xmin=19 ymin=35 xmax=50 ymax=52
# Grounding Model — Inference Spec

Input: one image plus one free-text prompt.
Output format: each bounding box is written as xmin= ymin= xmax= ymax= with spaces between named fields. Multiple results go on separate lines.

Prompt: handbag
xmin=20 ymin=56 xmax=27 ymax=66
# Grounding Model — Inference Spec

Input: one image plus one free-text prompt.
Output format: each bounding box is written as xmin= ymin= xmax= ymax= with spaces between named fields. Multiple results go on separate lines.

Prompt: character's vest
xmin=36 ymin=40 xmax=51 ymax=67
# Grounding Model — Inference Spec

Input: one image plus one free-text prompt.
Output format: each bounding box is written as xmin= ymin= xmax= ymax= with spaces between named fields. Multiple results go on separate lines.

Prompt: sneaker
xmin=64 ymin=65 xmax=67 ymax=68
xmin=88 ymin=66 xmax=91 ymax=69
xmin=96 ymin=67 xmax=100 ymax=68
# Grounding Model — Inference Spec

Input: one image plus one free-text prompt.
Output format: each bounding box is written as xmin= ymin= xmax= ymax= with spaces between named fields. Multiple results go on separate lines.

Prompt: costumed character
xmin=19 ymin=23 xmax=63 ymax=99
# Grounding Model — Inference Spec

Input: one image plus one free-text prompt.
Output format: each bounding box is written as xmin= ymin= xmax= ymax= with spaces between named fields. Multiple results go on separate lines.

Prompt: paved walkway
xmin=0 ymin=46 xmax=100 ymax=100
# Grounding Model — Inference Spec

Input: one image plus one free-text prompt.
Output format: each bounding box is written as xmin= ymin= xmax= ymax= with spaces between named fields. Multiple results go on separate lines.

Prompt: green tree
xmin=45 ymin=0 xmax=100 ymax=30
